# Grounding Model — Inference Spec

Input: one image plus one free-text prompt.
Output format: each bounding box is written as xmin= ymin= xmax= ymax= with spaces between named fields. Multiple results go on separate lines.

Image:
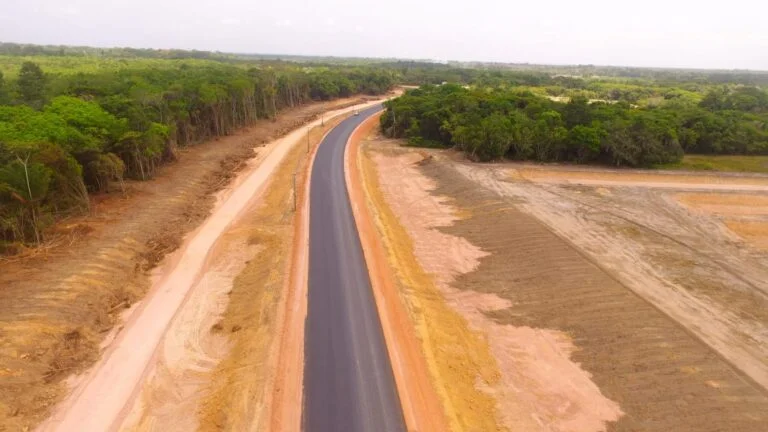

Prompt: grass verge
xmin=657 ymin=155 xmax=768 ymax=173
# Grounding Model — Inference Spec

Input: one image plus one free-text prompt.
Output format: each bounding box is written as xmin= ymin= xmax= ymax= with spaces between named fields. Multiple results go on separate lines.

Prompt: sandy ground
xmin=363 ymin=137 xmax=768 ymax=431
xmin=37 ymin=101 xmax=386 ymax=432
xmin=500 ymin=164 xmax=768 ymax=392
xmin=119 ymin=234 xmax=259 ymax=432
xmin=517 ymin=166 xmax=768 ymax=188
xmin=676 ymin=192 xmax=768 ymax=250
xmin=362 ymin=142 xmax=621 ymax=431
xmin=0 ymin=96 xmax=380 ymax=431
xmin=0 ymin=97 xmax=369 ymax=431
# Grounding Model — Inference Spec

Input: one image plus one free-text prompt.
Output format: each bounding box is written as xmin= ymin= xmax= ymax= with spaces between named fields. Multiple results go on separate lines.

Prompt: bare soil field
xmin=676 ymin=192 xmax=768 ymax=251
xmin=0 ymin=97 xmax=365 ymax=431
xmin=361 ymin=135 xmax=768 ymax=431
xmin=119 ymin=119 xmax=332 ymax=432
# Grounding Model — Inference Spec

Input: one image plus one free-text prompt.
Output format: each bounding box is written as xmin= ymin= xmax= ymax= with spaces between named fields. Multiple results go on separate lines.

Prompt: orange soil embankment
xmin=345 ymin=113 xmax=450 ymax=432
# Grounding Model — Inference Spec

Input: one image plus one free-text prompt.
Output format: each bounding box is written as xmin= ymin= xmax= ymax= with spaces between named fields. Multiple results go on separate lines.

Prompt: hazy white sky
xmin=1 ymin=0 xmax=767 ymax=70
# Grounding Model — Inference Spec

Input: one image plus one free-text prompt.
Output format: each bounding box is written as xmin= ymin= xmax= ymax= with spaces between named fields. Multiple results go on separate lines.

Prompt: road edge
xmin=344 ymin=112 xmax=450 ymax=432
xmin=268 ymin=99 xmax=387 ymax=430
xmin=267 ymin=114 xmax=350 ymax=431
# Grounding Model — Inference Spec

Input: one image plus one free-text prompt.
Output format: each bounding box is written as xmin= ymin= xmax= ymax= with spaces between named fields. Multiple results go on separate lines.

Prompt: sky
xmin=1 ymin=0 xmax=767 ymax=70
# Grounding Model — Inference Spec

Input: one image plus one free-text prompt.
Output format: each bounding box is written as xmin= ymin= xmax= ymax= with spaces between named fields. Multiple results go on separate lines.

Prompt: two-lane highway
xmin=303 ymin=106 xmax=406 ymax=432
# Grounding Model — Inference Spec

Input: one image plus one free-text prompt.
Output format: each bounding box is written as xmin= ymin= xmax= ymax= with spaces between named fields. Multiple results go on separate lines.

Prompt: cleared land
xmin=119 ymin=111 xmax=353 ymax=432
xmin=0 ymin=97 xmax=365 ymax=431
xmin=360 ymin=133 xmax=768 ymax=431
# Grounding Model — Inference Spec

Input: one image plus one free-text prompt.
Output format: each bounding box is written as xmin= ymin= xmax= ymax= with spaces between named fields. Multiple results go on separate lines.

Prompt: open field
xmin=515 ymin=165 xmax=768 ymax=189
xmin=361 ymin=134 xmax=768 ymax=431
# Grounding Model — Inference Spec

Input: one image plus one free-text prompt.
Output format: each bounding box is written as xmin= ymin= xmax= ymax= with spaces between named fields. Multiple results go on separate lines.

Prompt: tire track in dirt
xmin=521 ymin=184 xmax=768 ymax=395
xmin=495 ymin=167 xmax=768 ymax=392
xmin=538 ymin=184 xmax=768 ymax=299
xmin=466 ymin=164 xmax=768 ymax=394
xmin=422 ymin=158 xmax=768 ymax=431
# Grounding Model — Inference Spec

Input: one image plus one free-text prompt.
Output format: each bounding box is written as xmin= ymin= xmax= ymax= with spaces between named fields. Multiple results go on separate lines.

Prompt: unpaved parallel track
xmin=0 ymin=98 xmax=365 ymax=431
xmin=304 ymin=107 xmax=406 ymax=431
xmin=34 ymin=101 xmax=378 ymax=432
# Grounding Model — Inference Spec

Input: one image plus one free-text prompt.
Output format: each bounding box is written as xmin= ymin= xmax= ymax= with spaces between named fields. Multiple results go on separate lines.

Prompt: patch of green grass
xmin=657 ymin=155 xmax=768 ymax=174
xmin=406 ymin=136 xmax=447 ymax=149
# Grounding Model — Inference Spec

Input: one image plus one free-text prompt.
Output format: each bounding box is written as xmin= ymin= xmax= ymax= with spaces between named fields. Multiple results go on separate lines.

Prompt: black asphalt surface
xmin=303 ymin=106 xmax=407 ymax=432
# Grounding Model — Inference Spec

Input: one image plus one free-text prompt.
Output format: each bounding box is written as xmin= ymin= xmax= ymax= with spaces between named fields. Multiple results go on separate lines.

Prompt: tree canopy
xmin=3 ymin=42 xmax=767 ymax=250
xmin=381 ymin=84 xmax=768 ymax=164
xmin=0 ymin=56 xmax=395 ymax=247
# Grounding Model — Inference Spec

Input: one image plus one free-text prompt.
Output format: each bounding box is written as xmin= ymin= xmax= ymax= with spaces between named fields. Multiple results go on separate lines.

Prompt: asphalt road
xmin=304 ymin=106 xmax=406 ymax=432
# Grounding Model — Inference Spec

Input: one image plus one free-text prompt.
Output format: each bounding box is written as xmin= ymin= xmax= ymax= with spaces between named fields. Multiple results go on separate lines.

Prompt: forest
xmin=380 ymin=83 xmax=768 ymax=164
xmin=0 ymin=55 xmax=394 ymax=246
xmin=2 ymin=43 xmax=767 ymax=249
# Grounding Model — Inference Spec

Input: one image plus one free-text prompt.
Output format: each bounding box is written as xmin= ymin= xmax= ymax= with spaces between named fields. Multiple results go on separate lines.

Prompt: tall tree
xmin=0 ymin=154 xmax=53 ymax=243
xmin=17 ymin=61 xmax=46 ymax=108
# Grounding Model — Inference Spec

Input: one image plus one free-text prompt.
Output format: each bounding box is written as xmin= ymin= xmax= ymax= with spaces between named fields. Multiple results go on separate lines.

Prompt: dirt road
xmin=30 ymin=100 xmax=382 ymax=432
xmin=0 ymin=97 xmax=370 ymax=431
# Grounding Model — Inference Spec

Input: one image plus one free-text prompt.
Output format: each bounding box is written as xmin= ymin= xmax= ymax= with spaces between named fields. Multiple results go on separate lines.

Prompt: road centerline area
xmin=303 ymin=106 xmax=406 ymax=432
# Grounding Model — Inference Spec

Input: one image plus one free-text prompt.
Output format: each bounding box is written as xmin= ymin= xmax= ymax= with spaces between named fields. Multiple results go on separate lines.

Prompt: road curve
xmin=304 ymin=106 xmax=406 ymax=432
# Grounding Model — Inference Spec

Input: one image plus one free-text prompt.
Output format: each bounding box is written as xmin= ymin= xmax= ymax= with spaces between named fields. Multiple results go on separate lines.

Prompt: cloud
xmin=39 ymin=4 xmax=80 ymax=18
xmin=275 ymin=19 xmax=293 ymax=28
xmin=59 ymin=5 xmax=81 ymax=16
xmin=220 ymin=17 xmax=241 ymax=25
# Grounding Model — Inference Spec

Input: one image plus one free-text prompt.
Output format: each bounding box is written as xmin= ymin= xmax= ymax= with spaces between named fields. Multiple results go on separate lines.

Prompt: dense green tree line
xmin=445 ymin=62 xmax=768 ymax=86
xmin=375 ymin=63 xmax=768 ymax=109
xmin=0 ymin=42 xmax=233 ymax=60
xmin=381 ymin=84 xmax=768 ymax=164
xmin=2 ymin=42 xmax=766 ymax=250
xmin=5 ymin=41 xmax=766 ymax=85
xmin=0 ymin=59 xmax=394 ymax=246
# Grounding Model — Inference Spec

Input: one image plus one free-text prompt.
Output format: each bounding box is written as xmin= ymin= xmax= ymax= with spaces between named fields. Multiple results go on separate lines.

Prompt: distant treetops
xmin=381 ymin=84 xmax=768 ymax=165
